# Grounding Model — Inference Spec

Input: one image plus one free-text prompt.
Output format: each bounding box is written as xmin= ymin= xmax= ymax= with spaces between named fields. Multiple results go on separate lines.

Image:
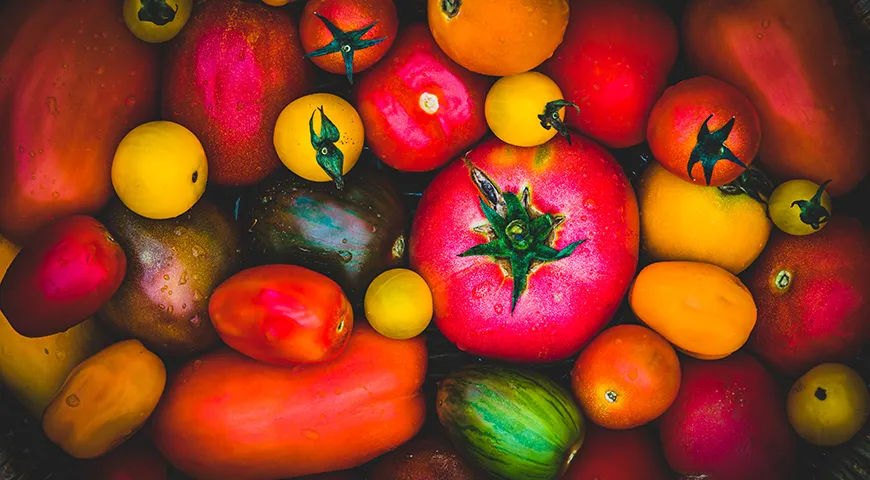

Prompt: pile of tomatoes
xmin=1 ymin=0 xmax=870 ymax=479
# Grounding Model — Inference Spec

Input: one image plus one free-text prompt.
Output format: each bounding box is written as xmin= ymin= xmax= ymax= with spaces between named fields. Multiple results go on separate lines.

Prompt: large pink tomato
xmin=410 ymin=135 xmax=639 ymax=362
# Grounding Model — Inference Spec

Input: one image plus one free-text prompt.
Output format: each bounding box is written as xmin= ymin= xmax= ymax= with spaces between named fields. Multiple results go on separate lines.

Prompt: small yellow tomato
xmin=262 ymin=0 xmax=293 ymax=5
xmin=484 ymin=72 xmax=579 ymax=147
xmin=112 ymin=121 xmax=208 ymax=220
xmin=274 ymin=93 xmax=364 ymax=189
xmin=768 ymin=179 xmax=833 ymax=236
xmin=123 ymin=0 xmax=193 ymax=44
xmin=787 ymin=363 xmax=870 ymax=446
xmin=364 ymin=268 xmax=433 ymax=340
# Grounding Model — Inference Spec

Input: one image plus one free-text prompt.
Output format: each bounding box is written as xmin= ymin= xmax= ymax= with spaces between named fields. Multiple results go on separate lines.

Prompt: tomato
xmin=354 ymin=24 xmax=491 ymax=172
xmin=123 ymin=0 xmax=193 ymax=44
xmin=364 ymin=268 xmax=433 ymax=340
xmin=768 ymin=179 xmax=834 ymax=236
xmin=409 ymin=135 xmax=639 ymax=362
xmin=539 ymin=0 xmax=678 ymax=149
xmin=162 ymin=0 xmax=315 ymax=186
xmin=300 ymin=0 xmax=398 ymax=84
xmin=647 ymin=76 xmax=760 ymax=186
xmin=209 ymin=265 xmax=353 ymax=366
xmin=485 ymin=72 xmax=579 ymax=148
xmin=274 ymin=93 xmax=364 ymax=189
xmin=76 ymin=436 xmax=169 ymax=480
xmin=0 ymin=216 xmax=126 ymax=338
xmin=683 ymin=0 xmax=870 ymax=196
xmin=0 ymin=0 xmax=160 ymax=243
xmin=562 ymin=425 xmax=670 ymax=480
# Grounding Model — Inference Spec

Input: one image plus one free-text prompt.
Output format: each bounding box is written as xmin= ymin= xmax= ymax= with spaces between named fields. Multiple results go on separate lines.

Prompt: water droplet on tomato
xmin=125 ymin=95 xmax=136 ymax=108
xmin=761 ymin=19 xmax=771 ymax=29
xmin=45 ymin=96 xmax=59 ymax=116
xmin=302 ymin=429 xmax=320 ymax=440
xmin=494 ymin=304 xmax=503 ymax=314
xmin=193 ymin=360 xmax=202 ymax=371
xmin=65 ymin=394 xmax=81 ymax=407
xmin=756 ymin=33 xmax=764 ymax=39
xmin=167 ymin=305 xmax=174 ymax=314
xmin=95 ymin=66 xmax=104 ymax=75
xmin=189 ymin=315 xmax=201 ymax=326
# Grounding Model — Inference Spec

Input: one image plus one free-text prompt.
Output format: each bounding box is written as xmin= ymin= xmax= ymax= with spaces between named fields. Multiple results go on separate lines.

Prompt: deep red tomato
xmin=563 ymin=425 xmax=670 ymax=480
xmin=208 ymin=264 xmax=353 ymax=366
xmin=354 ymin=23 xmax=491 ymax=172
xmin=647 ymin=76 xmax=761 ymax=187
xmin=409 ymin=135 xmax=639 ymax=362
xmin=539 ymin=0 xmax=678 ymax=149
xmin=0 ymin=215 xmax=127 ymax=338
xmin=300 ymin=0 xmax=398 ymax=84
xmin=76 ymin=435 xmax=168 ymax=480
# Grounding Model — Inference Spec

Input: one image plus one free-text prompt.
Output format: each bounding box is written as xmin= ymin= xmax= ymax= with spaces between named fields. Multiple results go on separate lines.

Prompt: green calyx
xmin=441 ymin=0 xmax=461 ymax=19
xmin=138 ymin=0 xmax=178 ymax=26
xmin=718 ymin=165 xmax=773 ymax=204
xmin=688 ymin=114 xmax=748 ymax=185
xmin=304 ymin=13 xmax=387 ymax=84
xmin=458 ymin=160 xmax=587 ymax=313
xmin=538 ymin=100 xmax=580 ymax=145
xmin=309 ymin=105 xmax=345 ymax=190
xmin=791 ymin=179 xmax=832 ymax=230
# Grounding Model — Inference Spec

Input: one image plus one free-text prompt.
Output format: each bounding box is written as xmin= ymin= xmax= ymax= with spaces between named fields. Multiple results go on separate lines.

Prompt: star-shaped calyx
xmin=458 ymin=159 xmax=587 ymax=313
xmin=138 ymin=0 xmax=178 ymax=26
xmin=791 ymin=179 xmax=832 ymax=230
xmin=688 ymin=114 xmax=748 ymax=185
xmin=309 ymin=106 xmax=345 ymax=189
xmin=538 ymin=100 xmax=580 ymax=145
xmin=304 ymin=13 xmax=387 ymax=84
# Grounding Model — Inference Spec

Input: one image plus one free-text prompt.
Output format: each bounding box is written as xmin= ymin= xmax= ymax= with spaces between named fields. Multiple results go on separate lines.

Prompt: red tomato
xmin=300 ymin=0 xmax=398 ymax=84
xmin=539 ymin=0 xmax=678 ymax=149
xmin=354 ymin=23 xmax=491 ymax=172
xmin=563 ymin=425 xmax=671 ymax=480
xmin=76 ymin=436 xmax=168 ymax=480
xmin=647 ymin=76 xmax=761 ymax=186
xmin=209 ymin=264 xmax=353 ymax=366
xmin=409 ymin=135 xmax=639 ymax=362
xmin=0 ymin=215 xmax=126 ymax=338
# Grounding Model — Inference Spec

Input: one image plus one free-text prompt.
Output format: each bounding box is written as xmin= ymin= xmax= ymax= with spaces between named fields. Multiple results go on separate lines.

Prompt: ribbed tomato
xmin=409 ymin=135 xmax=639 ymax=362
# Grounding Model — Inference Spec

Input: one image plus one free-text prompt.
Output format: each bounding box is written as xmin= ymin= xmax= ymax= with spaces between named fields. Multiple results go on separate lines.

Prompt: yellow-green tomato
xmin=123 ymin=0 xmax=193 ymax=44
xmin=484 ymin=72 xmax=578 ymax=147
xmin=112 ymin=121 xmax=208 ymax=220
xmin=768 ymin=179 xmax=833 ymax=236
xmin=787 ymin=363 xmax=870 ymax=446
xmin=364 ymin=268 xmax=433 ymax=340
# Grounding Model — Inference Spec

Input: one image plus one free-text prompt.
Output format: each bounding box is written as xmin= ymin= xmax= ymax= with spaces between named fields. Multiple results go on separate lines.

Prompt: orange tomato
xmin=570 ymin=325 xmax=681 ymax=430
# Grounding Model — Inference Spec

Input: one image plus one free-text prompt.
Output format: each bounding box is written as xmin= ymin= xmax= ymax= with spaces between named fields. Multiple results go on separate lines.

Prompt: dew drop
xmin=301 ymin=429 xmax=320 ymax=440
xmin=494 ymin=304 xmax=504 ymax=314
xmin=189 ymin=315 xmax=201 ymax=326
xmin=65 ymin=394 xmax=81 ymax=408
xmin=167 ymin=305 xmax=174 ymax=314
xmin=158 ymin=304 xmax=166 ymax=310
xmin=192 ymin=359 xmax=202 ymax=371
xmin=125 ymin=95 xmax=136 ymax=108
xmin=178 ymin=271 xmax=188 ymax=285
xmin=756 ymin=33 xmax=764 ymax=39
xmin=762 ymin=19 xmax=771 ymax=29
xmin=163 ymin=274 xmax=170 ymax=281
xmin=17 ymin=146 xmax=24 ymax=153
xmin=45 ymin=96 xmax=59 ymax=116
xmin=95 ymin=66 xmax=104 ymax=75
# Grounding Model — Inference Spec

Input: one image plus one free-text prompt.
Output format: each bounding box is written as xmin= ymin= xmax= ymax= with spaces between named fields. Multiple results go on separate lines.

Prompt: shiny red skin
xmin=76 ymin=436 xmax=168 ymax=480
xmin=300 ymin=0 xmax=398 ymax=76
xmin=409 ymin=135 xmax=639 ymax=362
xmin=658 ymin=353 xmax=797 ymax=480
xmin=647 ymin=76 xmax=761 ymax=186
xmin=540 ymin=0 xmax=678 ymax=149
xmin=0 ymin=215 xmax=126 ymax=338
xmin=563 ymin=425 xmax=670 ymax=480
xmin=209 ymin=265 xmax=353 ymax=366
xmin=0 ymin=0 xmax=159 ymax=243
xmin=162 ymin=0 xmax=314 ymax=186
xmin=745 ymin=216 xmax=870 ymax=377
xmin=354 ymin=23 xmax=490 ymax=172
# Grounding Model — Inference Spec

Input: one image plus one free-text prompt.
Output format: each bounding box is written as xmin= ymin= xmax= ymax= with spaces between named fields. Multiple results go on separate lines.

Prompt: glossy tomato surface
xmin=209 ymin=265 xmax=353 ymax=366
xmin=354 ymin=23 xmax=490 ymax=172
xmin=410 ymin=135 xmax=639 ymax=362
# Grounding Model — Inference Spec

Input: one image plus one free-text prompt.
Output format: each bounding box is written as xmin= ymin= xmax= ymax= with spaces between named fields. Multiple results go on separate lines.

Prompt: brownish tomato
xmin=300 ymin=0 xmax=398 ymax=84
xmin=647 ymin=76 xmax=761 ymax=186
xmin=208 ymin=264 xmax=353 ymax=366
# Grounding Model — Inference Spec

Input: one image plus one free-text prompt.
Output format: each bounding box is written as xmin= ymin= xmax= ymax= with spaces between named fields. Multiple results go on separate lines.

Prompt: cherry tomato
xmin=768 ymin=179 xmax=834 ymax=236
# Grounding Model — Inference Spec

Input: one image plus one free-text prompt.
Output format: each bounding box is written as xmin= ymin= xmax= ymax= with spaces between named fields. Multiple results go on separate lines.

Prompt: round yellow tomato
xmin=768 ymin=179 xmax=833 ymax=236
xmin=123 ymin=0 xmax=193 ymax=44
xmin=364 ymin=268 xmax=433 ymax=340
xmin=484 ymin=72 xmax=579 ymax=147
xmin=112 ymin=121 xmax=208 ymax=220
xmin=274 ymin=93 xmax=364 ymax=188
xmin=787 ymin=363 xmax=870 ymax=446
xmin=262 ymin=0 xmax=294 ymax=5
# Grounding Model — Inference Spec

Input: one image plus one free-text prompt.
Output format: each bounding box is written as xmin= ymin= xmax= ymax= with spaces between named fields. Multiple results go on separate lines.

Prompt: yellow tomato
xmin=768 ymin=179 xmax=833 ymax=236
xmin=274 ymin=93 xmax=364 ymax=188
xmin=364 ymin=269 xmax=433 ymax=340
xmin=112 ymin=121 xmax=208 ymax=220
xmin=262 ymin=0 xmax=293 ymax=5
xmin=123 ymin=0 xmax=193 ymax=44
xmin=484 ymin=72 xmax=578 ymax=147
xmin=787 ymin=363 xmax=870 ymax=446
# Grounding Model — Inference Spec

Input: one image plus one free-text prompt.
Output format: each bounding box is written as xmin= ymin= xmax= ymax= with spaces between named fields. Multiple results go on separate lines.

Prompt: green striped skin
xmin=436 ymin=364 xmax=586 ymax=480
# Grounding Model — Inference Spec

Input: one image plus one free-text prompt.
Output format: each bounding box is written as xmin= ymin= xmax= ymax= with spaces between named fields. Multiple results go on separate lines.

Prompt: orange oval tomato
xmin=208 ymin=264 xmax=353 ymax=366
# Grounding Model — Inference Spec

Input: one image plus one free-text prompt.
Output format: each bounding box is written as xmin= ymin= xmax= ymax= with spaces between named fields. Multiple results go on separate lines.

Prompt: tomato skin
xmin=540 ymin=0 xmax=678 ymax=149
xmin=354 ymin=24 xmax=491 ymax=172
xmin=76 ymin=436 xmax=168 ymax=480
xmin=647 ymin=76 xmax=761 ymax=186
xmin=683 ymin=0 xmax=870 ymax=196
xmin=562 ymin=425 xmax=670 ymax=480
xmin=409 ymin=135 xmax=639 ymax=362
xmin=0 ymin=216 xmax=126 ymax=338
xmin=0 ymin=0 xmax=160 ymax=243
xmin=300 ymin=0 xmax=398 ymax=76
xmin=209 ymin=265 xmax=353 ymax=366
